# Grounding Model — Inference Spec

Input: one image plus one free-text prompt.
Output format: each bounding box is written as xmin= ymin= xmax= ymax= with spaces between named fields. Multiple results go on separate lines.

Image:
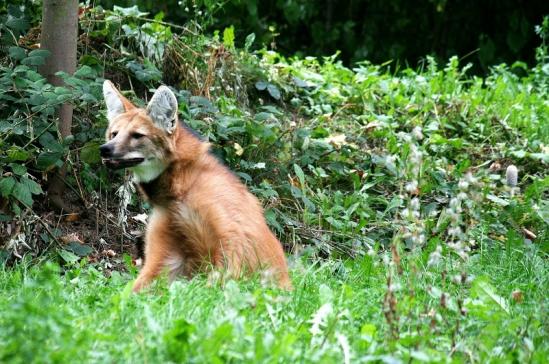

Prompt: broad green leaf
xmin=113 ymin=5 xmax=148 ymax=17
xmin=9 ymin=163 xmax=27 ymax=176
xmin=254 ymin=112 xmax=276 ymax=122
xmin=19 ymin=176 xmax=43 ymax=195
xmin=244 ymin=33 xmax=255 ymax=50
xmin=37 ymin=151 xmax=63 ymax=171
xmin=12 ymin=181 xmax=33 ymax=206
xmin=67 ymin=242 xmax=93 ymax=257
xmin=80 ymin=141 xmax=102 ymax=164
xmin=28 ymin=49 xmax=51 ymax=58
xmin=22 ymin=55 xmax=47 ymax=66
xmin=472 ymin=278 xmax=510 ymax=314
xmin=223 ymin=26 xmax=235 ymax=48
xmin=267 ymin=84 xmax=281 ymax=100
xmin=486 ymin=194 xmax=509 ymax=206
xmin=255 ymin=81 xmax=268 ymax=91
xmin=74 ymin=65 xmax=94 ymax=78
xmin=0 ymin=177 xmax=16 ymax=197
xmin=293 ymin=164 xmax=306 ymax=187
xmin=6 ymin=146 xmax=30 ymax=161
xmin=8 ymin=46 xmax=26 ymax=60
xmin=58 ymin=249 xmax=79 ymax=264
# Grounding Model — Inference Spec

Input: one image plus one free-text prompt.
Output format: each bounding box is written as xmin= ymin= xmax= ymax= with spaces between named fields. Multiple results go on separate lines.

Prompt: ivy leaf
xmin=74 ymin=65 xmax=94 ymax=78
xmin=5 ymin=12 xmax=29 ymax=33
xmin=21 ymin=49 xmax=51 ymax=66
xmin=113 ymin=5 xmax=148 ymax=17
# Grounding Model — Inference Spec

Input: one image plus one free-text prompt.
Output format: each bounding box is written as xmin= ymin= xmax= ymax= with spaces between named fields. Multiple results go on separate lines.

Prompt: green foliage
xmin=0 ymin=41 xmax=104 ymax=213
xmin=98 ymin=0 xmax=548 ymax=73
xmin=0 ymin=247 xmax=547 ymax=362
xmin=1 ymin=4 xmax=547 ymax=258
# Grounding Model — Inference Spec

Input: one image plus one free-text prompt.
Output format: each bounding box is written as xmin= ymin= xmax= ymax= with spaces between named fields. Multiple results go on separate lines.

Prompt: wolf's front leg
xmin=132 ymin=209 xmax=175 ymax=292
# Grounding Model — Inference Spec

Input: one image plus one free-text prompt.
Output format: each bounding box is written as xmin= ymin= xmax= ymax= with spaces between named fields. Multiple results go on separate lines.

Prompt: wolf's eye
xmin=131 ymin=132 xmax=145 ymax=139
xmin=110 ymin=131 xmax=118 ymax=139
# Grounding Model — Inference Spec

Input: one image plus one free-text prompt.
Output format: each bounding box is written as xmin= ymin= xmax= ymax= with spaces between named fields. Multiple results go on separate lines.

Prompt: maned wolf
xmin=100 ymin=81 xmax=291 ymax=292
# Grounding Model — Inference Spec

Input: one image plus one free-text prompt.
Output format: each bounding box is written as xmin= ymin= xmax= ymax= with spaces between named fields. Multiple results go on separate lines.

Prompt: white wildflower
xmin=388 ymin=282 xmax=402 ymax=292
xmin=506 ymin=165 xmax=518 ymax=187
xmin=412 ymin=126 xmax=424 ymax=140
xmin=464 ymin=172 xmax=476 ymax=184
xmin=398 ymin=132 xmax=412 ymax=142
xmin=458 ymin=180 xmax=469 ymax=190
xmin=409 ymin=144 xmax=423 ymax=162
xmin=405 ymin=180 xmax=418 ymax=193
xmin=427 ymin=245 xmax=442 ymax=267
xmin=448 ymin=226 xmax=462 ymax=237
xmin=449 ymin=198 xmax=461 ymax=211
xmin=309 ymin=303 xmax=333 ymax=336
xmin=336 ymin=333 xmax=351 ymax=364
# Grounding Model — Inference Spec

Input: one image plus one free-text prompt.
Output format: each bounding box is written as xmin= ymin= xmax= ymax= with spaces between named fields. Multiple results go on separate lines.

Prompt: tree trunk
xmin=39 ymin=0 xmax=78 ymax=212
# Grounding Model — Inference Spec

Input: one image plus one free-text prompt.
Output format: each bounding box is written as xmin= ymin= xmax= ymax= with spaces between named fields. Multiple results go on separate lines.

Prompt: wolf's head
xmin=100 ymin=80 xmax=179 ymax=182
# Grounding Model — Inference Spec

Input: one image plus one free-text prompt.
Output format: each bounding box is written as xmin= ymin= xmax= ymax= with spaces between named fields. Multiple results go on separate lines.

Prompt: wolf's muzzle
xmin=99 ymin=143 xmax=114 ymax=158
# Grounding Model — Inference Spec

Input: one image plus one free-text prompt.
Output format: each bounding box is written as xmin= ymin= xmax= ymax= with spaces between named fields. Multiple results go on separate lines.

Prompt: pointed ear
xmin=103 ymin=80 xmax=134 ymax=123
xmin=146 ymin=85 xmax=178 ymax=134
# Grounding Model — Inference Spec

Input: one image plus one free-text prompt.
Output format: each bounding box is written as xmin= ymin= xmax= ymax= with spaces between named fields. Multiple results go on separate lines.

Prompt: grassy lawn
xmin=1 ymin=245 xmax=546 ymax=363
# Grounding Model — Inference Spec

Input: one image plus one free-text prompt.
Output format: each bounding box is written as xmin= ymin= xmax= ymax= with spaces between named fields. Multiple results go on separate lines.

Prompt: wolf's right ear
xmin=103 ymin=80 xmax=134 ymax=123
xmin=146 ymin=85 xmax=178 ymax=134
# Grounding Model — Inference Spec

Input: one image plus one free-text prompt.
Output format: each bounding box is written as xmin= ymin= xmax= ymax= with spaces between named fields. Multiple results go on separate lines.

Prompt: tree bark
xmin=39 ymin=0 xmax=78 ymax=211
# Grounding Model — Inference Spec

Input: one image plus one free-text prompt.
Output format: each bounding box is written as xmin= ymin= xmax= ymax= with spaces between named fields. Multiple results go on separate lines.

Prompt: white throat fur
xmin=130 ymin=159 xmax=167 ymax=183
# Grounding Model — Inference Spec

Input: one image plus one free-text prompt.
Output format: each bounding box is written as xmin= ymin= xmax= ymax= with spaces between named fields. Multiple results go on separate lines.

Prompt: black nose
xmin=99 ymin=143 xmax=114 ymax=158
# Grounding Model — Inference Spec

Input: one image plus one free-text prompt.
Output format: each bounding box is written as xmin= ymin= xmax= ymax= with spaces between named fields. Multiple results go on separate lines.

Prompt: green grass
xmin=1 ymin=245 xmax=547 ymax=363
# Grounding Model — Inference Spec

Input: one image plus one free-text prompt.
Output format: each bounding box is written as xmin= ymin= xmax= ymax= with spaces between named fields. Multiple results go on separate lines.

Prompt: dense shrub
xmin=97 ymin=0 xmax=549 ymax=73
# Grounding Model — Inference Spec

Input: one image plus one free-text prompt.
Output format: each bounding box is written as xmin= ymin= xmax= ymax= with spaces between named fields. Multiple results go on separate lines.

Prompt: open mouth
xmin=102 ymin=158 xmax=145 ymax=169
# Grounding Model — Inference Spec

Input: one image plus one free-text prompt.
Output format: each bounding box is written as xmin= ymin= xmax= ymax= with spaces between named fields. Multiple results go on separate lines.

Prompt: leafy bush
xmin=1 ymin=5 xmax=547 ymax=260
xmin=99 ymin=0 xmax=549 ymax=73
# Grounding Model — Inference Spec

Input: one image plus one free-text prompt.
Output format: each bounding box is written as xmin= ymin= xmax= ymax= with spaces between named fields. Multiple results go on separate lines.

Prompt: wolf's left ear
xmin=103 ymin=80 xmax=135 ymax=123
xmin=146 ymin=85 xmax=178 ymax=134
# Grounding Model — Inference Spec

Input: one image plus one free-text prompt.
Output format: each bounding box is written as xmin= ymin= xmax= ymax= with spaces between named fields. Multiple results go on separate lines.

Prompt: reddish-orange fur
xmin=104 ymin=87 xmax=291 ymax=292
